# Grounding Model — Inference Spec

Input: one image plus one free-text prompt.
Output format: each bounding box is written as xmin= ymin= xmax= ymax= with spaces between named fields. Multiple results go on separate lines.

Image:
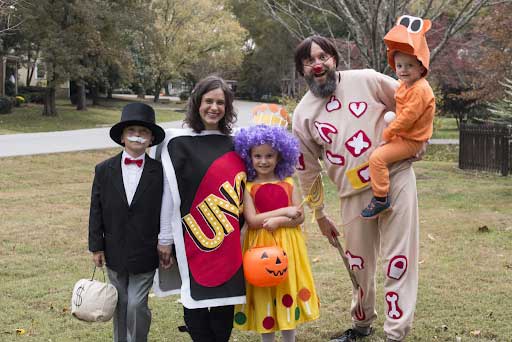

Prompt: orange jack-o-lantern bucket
xmin=243 ymin=245 xmax=288 ymax=287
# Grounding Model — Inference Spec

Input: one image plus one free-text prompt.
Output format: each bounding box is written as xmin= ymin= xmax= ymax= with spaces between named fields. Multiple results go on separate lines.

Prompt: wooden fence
xmin=459 ymin=123 xmax=512 ymax=176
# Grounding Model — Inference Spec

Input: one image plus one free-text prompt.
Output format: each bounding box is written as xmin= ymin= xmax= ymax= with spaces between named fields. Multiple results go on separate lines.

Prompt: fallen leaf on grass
xmin=427 ymin=234 xmax=436 ymax=241
xmin=456 ymin=337 xmax=462 ymax=342
xmin=16 ymin=328 xmax=26 ymax=335
xmin=470 ymin=330 xmax=481 ymax=337
xmin=419 ymin=259 xmax=425 ymax=264
xmin=148 ymin=293 xmax=155 ymax=298
xmin=478 ymin=225 xmax=490 ymax=233
xmin=312 ymin=257 xmax=321 ymax=263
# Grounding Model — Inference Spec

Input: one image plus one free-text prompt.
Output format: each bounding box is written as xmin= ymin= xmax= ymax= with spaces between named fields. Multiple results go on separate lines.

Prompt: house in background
xmin=0 ymin=55 xmax=19 ymax=96
xmin=17 ymin=59 xmax=70 ymax=99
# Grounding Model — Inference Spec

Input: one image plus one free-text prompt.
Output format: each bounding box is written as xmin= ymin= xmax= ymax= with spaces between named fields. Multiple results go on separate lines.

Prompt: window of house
xmin=35 ymin=63 xmax=46 ymax=80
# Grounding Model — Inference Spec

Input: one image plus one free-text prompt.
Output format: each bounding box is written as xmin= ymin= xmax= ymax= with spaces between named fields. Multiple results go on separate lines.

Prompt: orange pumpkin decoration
xmin=243 ymin=245 xmax=289 ymax=287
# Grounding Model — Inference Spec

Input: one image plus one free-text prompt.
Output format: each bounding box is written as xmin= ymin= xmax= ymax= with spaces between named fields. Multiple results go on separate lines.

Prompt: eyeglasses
xmin=303 ymin=54 xmax=333 ymax=68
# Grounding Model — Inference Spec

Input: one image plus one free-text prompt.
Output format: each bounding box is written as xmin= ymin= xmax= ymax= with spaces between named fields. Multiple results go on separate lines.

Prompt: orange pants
xmin=369 ymin=137 xmax=424 ymax=198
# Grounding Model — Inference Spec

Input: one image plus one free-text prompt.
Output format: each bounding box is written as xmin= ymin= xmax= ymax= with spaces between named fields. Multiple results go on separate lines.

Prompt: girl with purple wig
xmin=233 ymin=124 xmax=320 ymax=342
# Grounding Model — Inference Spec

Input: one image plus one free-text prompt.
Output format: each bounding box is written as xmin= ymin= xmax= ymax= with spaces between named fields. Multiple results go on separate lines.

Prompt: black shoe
xmin=329 ymin=328 xmax=373 ymax=342
xmin=361 ymin=196 xmax=391 ymax=219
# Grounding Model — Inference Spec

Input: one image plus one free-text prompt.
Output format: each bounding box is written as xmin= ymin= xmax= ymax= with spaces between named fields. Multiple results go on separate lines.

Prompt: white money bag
xmin=71 ymin=267 xmax=118 ymax=322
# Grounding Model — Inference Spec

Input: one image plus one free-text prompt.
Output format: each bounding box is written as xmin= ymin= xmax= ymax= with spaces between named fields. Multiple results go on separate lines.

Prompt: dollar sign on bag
xmin=74 ymin=285 xmax=85 ymax=307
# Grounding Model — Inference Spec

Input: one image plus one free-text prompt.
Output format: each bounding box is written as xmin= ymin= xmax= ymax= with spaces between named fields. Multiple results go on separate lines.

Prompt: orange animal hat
xmin=384 ymin=15 xmax=431 ymax=76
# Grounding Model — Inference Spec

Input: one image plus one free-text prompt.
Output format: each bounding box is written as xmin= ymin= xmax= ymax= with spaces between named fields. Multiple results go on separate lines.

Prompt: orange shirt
xmin=383 ymin=78 xmax=435 ymax=142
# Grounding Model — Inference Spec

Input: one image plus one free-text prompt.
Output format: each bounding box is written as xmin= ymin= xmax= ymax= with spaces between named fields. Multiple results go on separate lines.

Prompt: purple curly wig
xmin=234 ymin=125 xmax=300 ymax=181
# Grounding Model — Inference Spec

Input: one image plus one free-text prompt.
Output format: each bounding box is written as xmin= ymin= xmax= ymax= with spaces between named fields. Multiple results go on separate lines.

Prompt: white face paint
xmin=126 ymin=136 xmax=148 ymax=144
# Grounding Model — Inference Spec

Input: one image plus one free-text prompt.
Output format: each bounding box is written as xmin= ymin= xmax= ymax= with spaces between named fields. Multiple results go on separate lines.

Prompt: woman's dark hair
xmin=184 ymin=75 xmax=236 ymax=135
xmin=294 ymin=35 xmax=339 ymax=76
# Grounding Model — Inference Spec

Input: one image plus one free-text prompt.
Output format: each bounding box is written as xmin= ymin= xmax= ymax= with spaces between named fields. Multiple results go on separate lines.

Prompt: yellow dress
xmin=234 ymin=177 xmax=320 ymax=333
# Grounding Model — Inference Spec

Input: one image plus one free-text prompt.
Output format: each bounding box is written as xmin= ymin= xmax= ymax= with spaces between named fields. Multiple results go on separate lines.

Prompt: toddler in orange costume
xmin=362 ymin=15 xmax=436 ymax=219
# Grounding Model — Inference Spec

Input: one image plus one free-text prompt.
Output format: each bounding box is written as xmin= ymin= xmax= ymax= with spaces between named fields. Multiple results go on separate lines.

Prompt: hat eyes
xmin=398 ymin=15 xmax=423 ymax=33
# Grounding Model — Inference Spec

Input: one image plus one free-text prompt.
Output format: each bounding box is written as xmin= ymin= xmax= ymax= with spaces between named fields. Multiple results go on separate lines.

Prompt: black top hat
xmin=109 ymin=103 xmax=165 ymax=147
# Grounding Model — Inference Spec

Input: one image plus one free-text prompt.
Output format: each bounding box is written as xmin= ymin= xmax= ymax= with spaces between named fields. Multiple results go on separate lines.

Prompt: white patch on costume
xmin=314 ymin=121 xmax=338 ymax=144
xmin=386 ymin=292 xmax=403 ymax=319
xmin=297 ymin=153 xmax=305 ymax=170
xmin=387 ymin=255 xmax=407 ymax=280
xmin=345 ymin=251 xmax=364 ymax=270
xmin=325 ymin=150 xmax=345 ymax=166
xmin=325 ymin=95 xmax=342 ymax=112
xmin=348 ymin=101 xmax=368 ymax=118
xmin=345 ymin=130 xmax=371 ymax=157
xmin=355 ymin=287 xmax=366 ymax=321
xmin=358 ymin=166 xmax=370 ymax=182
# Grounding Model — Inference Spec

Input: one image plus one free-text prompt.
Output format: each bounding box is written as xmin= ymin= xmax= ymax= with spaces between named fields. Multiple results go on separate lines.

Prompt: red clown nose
xmin=313 ymin=64 xmax=324 ymax=74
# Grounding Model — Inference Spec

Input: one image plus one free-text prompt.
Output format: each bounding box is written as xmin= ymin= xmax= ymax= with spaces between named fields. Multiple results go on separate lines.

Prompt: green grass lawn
xmin=0 ymin=98 xmax=185 ymax=134
xmin=0 ymin=148 xmax=510 ymax=341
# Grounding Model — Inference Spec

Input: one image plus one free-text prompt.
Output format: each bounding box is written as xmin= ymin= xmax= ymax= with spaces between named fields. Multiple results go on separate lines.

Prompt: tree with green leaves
xmin=131 ymin=0 xmax=246 ymax=102
xmin=486 ymin=78 xmax=512 ymax=125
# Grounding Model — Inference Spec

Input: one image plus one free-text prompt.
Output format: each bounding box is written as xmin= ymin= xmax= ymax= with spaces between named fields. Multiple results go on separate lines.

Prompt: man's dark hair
xmin=294 ymin=35 xmax=339 ymax=76
xmin=185 ymin=75 xmax=236 ymax=135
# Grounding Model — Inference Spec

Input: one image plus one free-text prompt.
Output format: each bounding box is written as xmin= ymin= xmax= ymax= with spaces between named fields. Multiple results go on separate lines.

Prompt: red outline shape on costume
xmin=325 ymin=150 xmax=345 ymax=165
xmin=314 ymin=121 xmax=338 ymax=144
xmin=345 ymin=251 xmax=364 ymax=270
xmin=348 ymin=101 xmax=368 ymax=118
xmin=387 ymin=255 xmax=408 ymax=280
xmin=385 ymin=291 xmax=403 ymax=320
xmin=355 ymin=287 xmax=366 ymax=321
xmin=344 ymin=130 xmax=372 ymax=157
xmin=325 ymin=95 xmax=342 ymax=112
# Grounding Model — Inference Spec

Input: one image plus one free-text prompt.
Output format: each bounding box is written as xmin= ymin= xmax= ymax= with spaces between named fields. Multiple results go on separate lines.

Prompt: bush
xmin=0 ymin=96 xmax=13 ymax=114
xmin=18 ymin=92 xmax=44 ymax=104
xmin=18 ymin=86 xmax=46 ymax=103
xmin=179 ymin=91 xmax=190 ymax=101
xmin=15 ymin=96 xmax=25 ymax=107
xmin=18 ymin=86 xmax=46 ymax=93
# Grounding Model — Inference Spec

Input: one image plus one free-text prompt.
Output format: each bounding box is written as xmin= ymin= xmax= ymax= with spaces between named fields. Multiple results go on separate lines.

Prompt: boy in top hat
xmin=362 ymin=15 xmax=435 ymax=219
xmin=88 ymin=102 xmax=166 ymax=342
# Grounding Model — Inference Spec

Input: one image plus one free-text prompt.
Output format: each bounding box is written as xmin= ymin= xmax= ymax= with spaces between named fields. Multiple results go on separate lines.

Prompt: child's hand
xmin=285 ymin=206 xmax=302 ymax=219
xmin=263 ymin=218 xmax=280 ymax=231
xmin=92 ymin=251 xmax=105 ymax=267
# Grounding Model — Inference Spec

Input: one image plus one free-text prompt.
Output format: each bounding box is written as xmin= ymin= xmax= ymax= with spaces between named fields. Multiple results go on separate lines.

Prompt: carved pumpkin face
xmin=243 ymin=245 xmax=288 ymax=287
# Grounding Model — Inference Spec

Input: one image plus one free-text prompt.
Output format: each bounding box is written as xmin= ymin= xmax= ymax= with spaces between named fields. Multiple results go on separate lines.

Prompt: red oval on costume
xmin=263 ymin=316 xmax=275 ymax=330
xmin=253 ymin=183 xmax=289 ymax=213
xmin=184 ymin=151 xmax=246 ymax=287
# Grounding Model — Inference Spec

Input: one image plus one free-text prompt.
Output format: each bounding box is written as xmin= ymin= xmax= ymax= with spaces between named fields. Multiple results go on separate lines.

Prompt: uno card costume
xmin=153 ymin=128 xmax=246 ymax=309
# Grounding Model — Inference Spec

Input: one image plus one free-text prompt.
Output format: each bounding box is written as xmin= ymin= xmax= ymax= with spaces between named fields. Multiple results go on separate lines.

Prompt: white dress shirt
xmin=121 ymin=151 xmax=145 ymax=206
xmin=158 ymin=174 xmax=173 ymax=245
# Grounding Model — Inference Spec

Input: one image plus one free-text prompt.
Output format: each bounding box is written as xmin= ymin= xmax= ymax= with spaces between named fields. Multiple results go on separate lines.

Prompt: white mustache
xmin=126 ymin=136 xmax=147 ymax=144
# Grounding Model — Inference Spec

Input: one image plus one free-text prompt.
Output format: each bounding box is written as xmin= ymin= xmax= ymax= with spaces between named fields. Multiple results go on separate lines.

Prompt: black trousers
xmin=183 ymin=305 xmax=235 ymax=342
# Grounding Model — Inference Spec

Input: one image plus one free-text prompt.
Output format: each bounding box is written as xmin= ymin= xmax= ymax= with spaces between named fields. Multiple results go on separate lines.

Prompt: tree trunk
xmin=107 ymin=87 xmax=113 ymax=99
xmin=164 ymin=80 xmax=171 ymax=96
xmin=91 ymin=85 xmax=99 ymax=106
xmin=76 ymin=80 xmax=87 ymax=111
xmin=42 ymin=86 xmax=57 ymax=116
xmin=137 ymin=84 xmax=145 ymax=99
xmin=153 ymin=77 xmax=162 ymax=103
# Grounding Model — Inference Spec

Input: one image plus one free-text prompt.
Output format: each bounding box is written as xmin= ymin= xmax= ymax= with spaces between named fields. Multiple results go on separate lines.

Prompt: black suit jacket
xmin=88 ymin=152 xmax=163 ymax=274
